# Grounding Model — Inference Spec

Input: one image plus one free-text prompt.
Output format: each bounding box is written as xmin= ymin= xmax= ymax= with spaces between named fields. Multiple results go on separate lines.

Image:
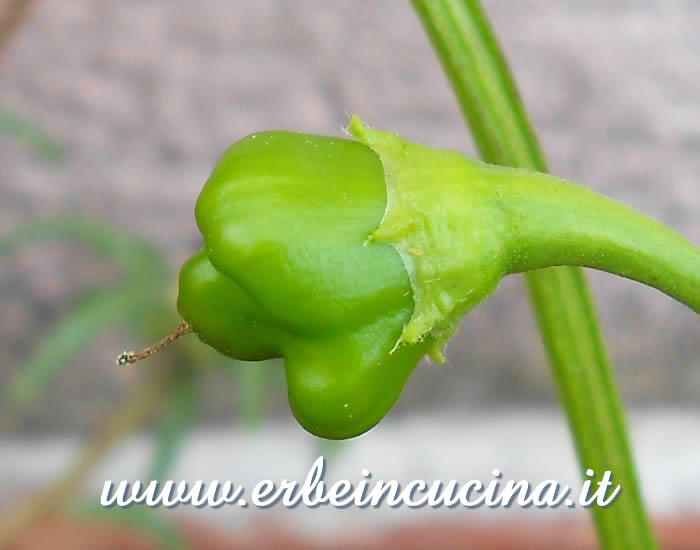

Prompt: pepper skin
xmin=177 ymin=131 xmax=431 ymax=439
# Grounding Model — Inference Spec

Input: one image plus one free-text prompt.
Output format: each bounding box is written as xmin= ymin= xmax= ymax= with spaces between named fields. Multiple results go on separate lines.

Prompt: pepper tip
xmin=116 ymin=351 xmax=135 ymax=366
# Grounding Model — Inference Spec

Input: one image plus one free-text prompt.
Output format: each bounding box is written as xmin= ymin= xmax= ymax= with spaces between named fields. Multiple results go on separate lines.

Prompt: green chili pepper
xmin=174 ymin=117 xmax=699 ymax=440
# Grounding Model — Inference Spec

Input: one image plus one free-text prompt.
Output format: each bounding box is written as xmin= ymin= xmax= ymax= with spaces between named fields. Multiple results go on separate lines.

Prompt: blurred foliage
xmin=0 ymin=217 xmax=271 ymax=481
xmin=149 ymin=369 xmax=199 ymax=484
xmin=0 ymin=105 xmax=66 ymax=161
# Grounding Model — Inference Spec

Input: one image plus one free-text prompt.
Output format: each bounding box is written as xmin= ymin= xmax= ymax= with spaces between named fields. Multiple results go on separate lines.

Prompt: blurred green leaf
xmin=0 ymin=218 xmax=186 ymax=411
xmin=5 ymin=285 xmax=151 ymax=409
xmin=0 ymin=217 xmax=168 ymax=284
xmin=0 ymin=106 xmax=66 ymax=161
xmin=237 ymin=362 xmax=265 ymax=430
xmin=72 ymin=501 xmax=190 ymax=550
xmin=1 ymin=217 xmax=280 ymax=448
xmin=148 ymin=371 xmax=199 ymax=483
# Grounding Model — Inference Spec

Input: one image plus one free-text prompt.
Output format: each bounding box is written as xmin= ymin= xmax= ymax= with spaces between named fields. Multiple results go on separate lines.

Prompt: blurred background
xmin=0 ymin=0 xmax=698 ymax=548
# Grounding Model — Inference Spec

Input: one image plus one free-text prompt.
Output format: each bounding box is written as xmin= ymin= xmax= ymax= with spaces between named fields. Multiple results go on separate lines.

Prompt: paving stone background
xmin=0 ymin=0 xmax=698 ymax=431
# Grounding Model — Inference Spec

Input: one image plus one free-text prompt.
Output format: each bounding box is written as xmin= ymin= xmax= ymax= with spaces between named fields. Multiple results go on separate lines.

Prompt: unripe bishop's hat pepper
xmin=122 ymin=117 xmax=700 ymax=440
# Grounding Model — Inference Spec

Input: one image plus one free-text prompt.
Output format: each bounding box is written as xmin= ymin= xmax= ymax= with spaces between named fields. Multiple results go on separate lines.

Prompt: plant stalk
xmin=412 ymin=1 xmax=659 ymax=548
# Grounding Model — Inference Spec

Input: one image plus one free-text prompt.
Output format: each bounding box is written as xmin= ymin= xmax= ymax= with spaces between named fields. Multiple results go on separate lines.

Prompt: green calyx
xmin=177 ymin=117 xmax=699 ymax=440
xmin=349 ymin=116 xmax=509 ymax=358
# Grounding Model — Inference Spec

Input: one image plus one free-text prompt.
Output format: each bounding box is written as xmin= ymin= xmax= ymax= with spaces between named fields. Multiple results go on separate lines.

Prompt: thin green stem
xmin=412 ymin=1 xmax=658 ymax=548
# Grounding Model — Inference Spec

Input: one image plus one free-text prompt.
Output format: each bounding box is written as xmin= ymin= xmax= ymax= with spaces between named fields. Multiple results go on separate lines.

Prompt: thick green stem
xmin=412 ymin=1 xmax=659 ymax=548
xmin=490 ymin=168 xmax=700 ymax=312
